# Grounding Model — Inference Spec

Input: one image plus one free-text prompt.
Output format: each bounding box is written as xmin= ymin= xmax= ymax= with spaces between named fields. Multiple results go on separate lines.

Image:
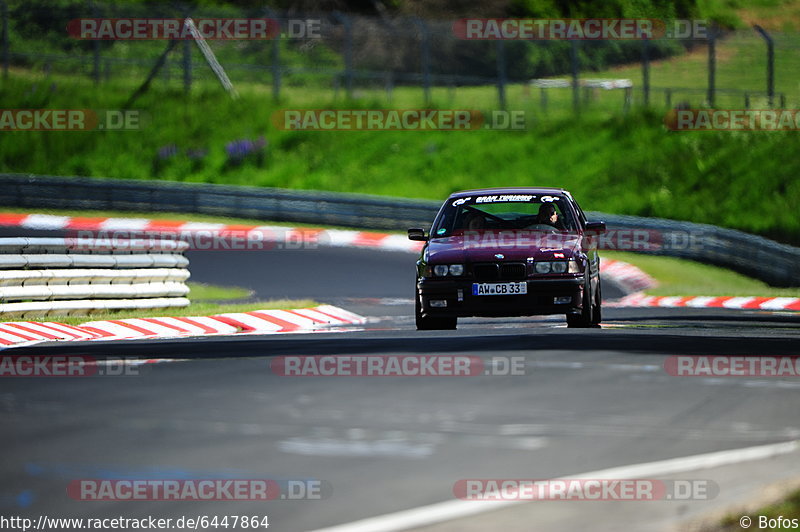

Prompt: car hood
xmin=427 ymin=231 xmax=582 ymax=263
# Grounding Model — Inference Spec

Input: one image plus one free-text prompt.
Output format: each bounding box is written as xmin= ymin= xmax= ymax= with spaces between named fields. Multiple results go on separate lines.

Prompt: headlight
xmin=449 ymin=264 xmax=464 ymax=276
xmin=431 ymin=264 xmax=464 ymax=276
xmin=433 ymin=265 xmax=450 ymax=276
xmin=534 ymin=261 xmax=576 ymax=274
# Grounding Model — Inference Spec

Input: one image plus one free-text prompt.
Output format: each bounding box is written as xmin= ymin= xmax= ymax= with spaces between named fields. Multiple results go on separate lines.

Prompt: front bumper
xmin=417 ymin=276 xmax=585 ymax=318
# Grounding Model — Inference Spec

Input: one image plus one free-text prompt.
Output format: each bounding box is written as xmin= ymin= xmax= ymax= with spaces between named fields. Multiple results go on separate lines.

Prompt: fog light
xmin=554 ymin=296 xmax=572 ymax=304
xmin=430 ymin=300 xmax=448 ymax=308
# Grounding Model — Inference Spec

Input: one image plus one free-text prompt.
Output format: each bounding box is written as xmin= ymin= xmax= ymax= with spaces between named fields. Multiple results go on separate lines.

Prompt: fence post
xmin=183 ymin=37 xmax=191 ymax=94
xmin=333 ymin=12 xmax=353 ymax=99
xmin=496 ymin=39 xmax=507 ymax=110
xmin=570 ymin=40 xmax=580 ymax=112
xmin=641 ymin=37 xmax=650 ymax=106
xmin=753 ymin=25 xmax=775 ymax=107
xmin=1 ymin=0 xmax=8 ymax=80
xmin=385 ymin=71 xmax=393 ymax=103
xmin=413 ymin=17 xmax=431 ymax=106
xmin=267 ymin=9 xmax=281 ymax=101
xmin=91 ymin=2 xmax=101 ymax=84
xmin=744 ymin=92 xmax=750 ymax=108
xmin=707 ymin=25 xmax=716 ymax=107
xmin=540 ymin=87 xmax=547 ymax=113
xmin=623 ymin=86 xmax=631 ymax=114
xmin=665 ymin=89 xmax=672 ymax=108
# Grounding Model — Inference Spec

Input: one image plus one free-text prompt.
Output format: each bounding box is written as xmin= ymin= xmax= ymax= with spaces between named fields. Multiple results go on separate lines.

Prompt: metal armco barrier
xmin=0 ymin=235 xmax=190 ymax=317
xmin=0 ymin=173 xmax=798 ymax=287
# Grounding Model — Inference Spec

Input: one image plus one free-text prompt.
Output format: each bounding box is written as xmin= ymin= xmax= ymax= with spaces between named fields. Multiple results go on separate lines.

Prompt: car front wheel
xmin=566 ymin=275 xmax=594 ymax=328
xmin=592 ymin=279 xmax=602 ymax=326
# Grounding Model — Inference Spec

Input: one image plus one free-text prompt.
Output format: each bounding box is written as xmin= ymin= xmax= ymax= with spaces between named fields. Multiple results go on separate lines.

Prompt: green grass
xmin=185 ymin=281 xmax=251 ymax=301
xmin=1 ymin=71 xmax=798 ymax=245
xmin=720 ymin=488 xmax=800 ymax=530
xmin=604 ymin=250 xmax=800 ymax=296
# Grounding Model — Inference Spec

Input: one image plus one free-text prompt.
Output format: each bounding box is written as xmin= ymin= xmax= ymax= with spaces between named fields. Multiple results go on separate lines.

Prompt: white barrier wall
xmin=0 ymin=238 xmax=191 ymax=317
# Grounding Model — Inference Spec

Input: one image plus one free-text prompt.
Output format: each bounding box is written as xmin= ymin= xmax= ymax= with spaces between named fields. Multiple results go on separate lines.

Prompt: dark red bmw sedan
xmin=408 ymin=187 xmax=606 ymax=329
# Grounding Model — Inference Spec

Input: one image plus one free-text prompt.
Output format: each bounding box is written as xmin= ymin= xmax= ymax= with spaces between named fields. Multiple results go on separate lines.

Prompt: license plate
xmin=472 ymin=282 xmax=527 ymax=296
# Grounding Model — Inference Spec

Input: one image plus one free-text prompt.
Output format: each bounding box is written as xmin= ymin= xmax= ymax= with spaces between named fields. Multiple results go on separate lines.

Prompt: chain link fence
xmin=2 ymin=1 xmax=797 ymax=112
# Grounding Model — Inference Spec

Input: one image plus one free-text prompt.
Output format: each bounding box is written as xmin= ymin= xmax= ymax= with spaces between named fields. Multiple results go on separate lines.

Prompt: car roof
xmin=448 ymin=187 xmax=568 ymax=198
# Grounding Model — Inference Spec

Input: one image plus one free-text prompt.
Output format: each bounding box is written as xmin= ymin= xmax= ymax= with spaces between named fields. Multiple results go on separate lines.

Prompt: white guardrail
xmin=0 ymin=237 xmax=190 ymax=317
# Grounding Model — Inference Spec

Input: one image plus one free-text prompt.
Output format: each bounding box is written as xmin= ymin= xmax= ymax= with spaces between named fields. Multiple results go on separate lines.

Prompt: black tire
xmin=566 ymin=275 xmax=594 ymax=328
xmin=592 ymin=279 xmax=602 ymax=326
xmin=415 ymin=293 xmax=457 ymax=330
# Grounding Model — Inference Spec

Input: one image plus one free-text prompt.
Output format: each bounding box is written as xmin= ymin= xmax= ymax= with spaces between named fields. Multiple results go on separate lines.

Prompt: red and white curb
xmin=607 ymin=293 xmax=800 ymax=311
xmin=0 ymin=212 xmax=423 ymax=253
xmin=0 ymin=305 xmax=366 ymax=348
xmin=599 ymin=259 xmax=656 ymax=292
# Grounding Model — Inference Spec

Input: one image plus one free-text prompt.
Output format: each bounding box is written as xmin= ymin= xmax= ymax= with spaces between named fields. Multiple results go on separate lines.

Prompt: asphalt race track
xmin=2 ymin=228 xmax=800 ymax=531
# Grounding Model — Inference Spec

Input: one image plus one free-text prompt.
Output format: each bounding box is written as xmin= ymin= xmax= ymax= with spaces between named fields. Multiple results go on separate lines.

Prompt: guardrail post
xmin=753 ymin=25 xmax=775 ymax=107
xmin=1 ymin=0 xmax=8 ymax=80
xmin=496 ymin=39 xmax=507 ymax=110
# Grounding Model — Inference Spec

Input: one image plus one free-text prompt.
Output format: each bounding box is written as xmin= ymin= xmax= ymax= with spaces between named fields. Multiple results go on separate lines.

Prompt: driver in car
xmin=536 ymin=203 xmax=564 ymax=230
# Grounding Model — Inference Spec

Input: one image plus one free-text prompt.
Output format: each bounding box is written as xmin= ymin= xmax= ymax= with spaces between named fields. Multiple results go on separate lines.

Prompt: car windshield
xmin=431 ymin=194 xmax=577 ymax=237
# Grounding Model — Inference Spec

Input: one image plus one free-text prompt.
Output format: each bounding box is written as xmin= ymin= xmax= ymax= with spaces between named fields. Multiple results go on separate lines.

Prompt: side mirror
xmin=585 ymin=221 xmax=606 ymax=234
xmin=407 ymin=228 xmax=428 ymax=241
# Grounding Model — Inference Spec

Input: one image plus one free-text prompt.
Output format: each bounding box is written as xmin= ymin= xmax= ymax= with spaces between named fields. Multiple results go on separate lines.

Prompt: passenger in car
xmin=463 ymin=211 xmax=486 ymax=231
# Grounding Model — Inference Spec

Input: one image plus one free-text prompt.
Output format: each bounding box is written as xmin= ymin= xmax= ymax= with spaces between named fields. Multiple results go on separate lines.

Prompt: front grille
xmin=472 ymin=262 xmax=527 ymax=281
xmin=500 ymin=263 xmax=527 ymax=280
xmin=473 ymin=264 xmax=499 ymax=282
